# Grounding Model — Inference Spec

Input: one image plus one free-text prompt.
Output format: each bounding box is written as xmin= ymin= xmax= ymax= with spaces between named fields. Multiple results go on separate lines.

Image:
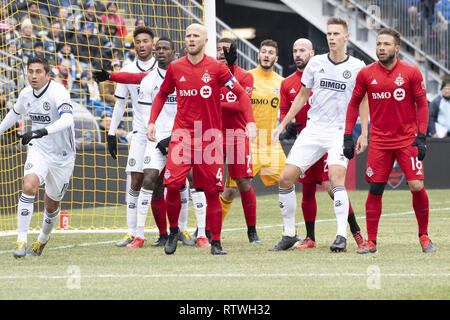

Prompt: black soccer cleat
xmin=269 ymin=235 xmax=301 ymax=251
xmin=152 ymin=233 xmax=168 ymax=247
xmin=164 ymin=229 xmax=179 ymax=255
xmin=248 ymin=231 xmax=262 ymax=244
xmin=330 ymin=235 xmax=347 ymax=252
xmin=211 ymin=241 xmax=227 ymax=255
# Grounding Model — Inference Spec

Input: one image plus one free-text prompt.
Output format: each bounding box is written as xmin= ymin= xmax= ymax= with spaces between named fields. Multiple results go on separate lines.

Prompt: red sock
xmin=365 ymin=193 xmax=383 ymax=242
xmin=205 ymin=190 xmax=222 ymax=241
xmin=151 ymin=197 xmax=167 ymax=235
xmin=240 ymin=187 xmax=256 ymax=227
xmin=302 ymin=182 xmax=317 ymax=222
xmin=411 ymin=187 xmax=429 ymax=235
xmin=165 ymin=183 xmax=181 ymax=229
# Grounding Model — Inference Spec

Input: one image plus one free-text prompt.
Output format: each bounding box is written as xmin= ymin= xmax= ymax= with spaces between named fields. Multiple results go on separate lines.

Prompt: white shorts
xmin=286 ymin=125 xmax=348 ymax=174
xmin=126 ymin=132 xmax=148 ymax=173
xmin=24 ymin=150 xmax=75 ymax=201
xmin=142 ymin=140 xmax=166 ymax=173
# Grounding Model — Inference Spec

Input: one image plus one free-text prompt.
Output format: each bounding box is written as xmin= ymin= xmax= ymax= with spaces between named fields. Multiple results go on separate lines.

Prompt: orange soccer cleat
xmin=196 ymin=236 xmax=211 ymax=248
xmin=297 ymin=237 xmax=317 ymax=249
xmin=419 ymin=234 xmax=436 ymax=253
xmin=126 ymin=237 xmax=145 ymax=248
xmin=357 ymin=240 xmax=377 ymax=254
xmin=352 ymin=231 xmax=366 ymax=249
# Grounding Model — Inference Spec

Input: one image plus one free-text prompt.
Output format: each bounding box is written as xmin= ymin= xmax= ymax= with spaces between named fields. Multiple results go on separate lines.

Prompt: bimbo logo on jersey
xmin=29 ymin=113 xmax=51 ymax=124
xmin=319 ymin=78 xmax=347 ymax=91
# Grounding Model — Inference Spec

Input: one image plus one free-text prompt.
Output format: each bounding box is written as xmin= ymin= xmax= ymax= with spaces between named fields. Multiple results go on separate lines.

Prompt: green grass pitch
xmin=0 ymin=189 xmax=449 ymax=300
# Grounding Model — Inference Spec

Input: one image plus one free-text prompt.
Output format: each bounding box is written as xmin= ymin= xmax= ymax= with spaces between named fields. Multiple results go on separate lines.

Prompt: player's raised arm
xmin=93 ymin=69 xmax=149 ymax=84
xmin=221 ymin=72 xmax=254 ymax=113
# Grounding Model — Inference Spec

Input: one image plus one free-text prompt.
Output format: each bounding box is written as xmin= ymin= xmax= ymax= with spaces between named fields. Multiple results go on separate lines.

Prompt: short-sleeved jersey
xmin=352 ymin=59 xmax=427 ymax=149
xmin=13 ymin=80 xmax=75 ymax=165
xmin=138 ymin=66 xmax=177 ymax=142
xmin=249 ymin=65 xmax=284 ymax=145
xmin=114 ymin=57 xmax=157 ymax=133
xmin=221 ymin=64 xmax=253 ymax=142
xmin=158 ymin=55 xmax=237 ymax=149
xmin=279 ymin=69 xmax=312 ymax=134
xmin=301 ymin=53 xmax=365 ymax=129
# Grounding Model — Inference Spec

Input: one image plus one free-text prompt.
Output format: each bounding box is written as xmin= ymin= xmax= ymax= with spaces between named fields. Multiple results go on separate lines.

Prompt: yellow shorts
xmin=225 ymin=142 xmax=286 ymax=187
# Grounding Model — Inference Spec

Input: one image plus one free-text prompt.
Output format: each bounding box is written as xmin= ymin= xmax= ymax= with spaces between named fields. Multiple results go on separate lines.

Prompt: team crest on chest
xmin=394 ymin=74 xmax=404 ymax=86
xmin=201 ymin=70 xmax=211 ymax=83
xmin=43 ymin=102 xmax=51 ymax=111
xmin=342 ymin=70 xmax=352 ymax=79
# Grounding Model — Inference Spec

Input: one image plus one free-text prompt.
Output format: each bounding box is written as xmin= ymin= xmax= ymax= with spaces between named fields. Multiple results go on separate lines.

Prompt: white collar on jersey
xmin=33 ymin=79 xmax=51 ymax=98
xmin=136 ymin=57 xmax=157 ymax=72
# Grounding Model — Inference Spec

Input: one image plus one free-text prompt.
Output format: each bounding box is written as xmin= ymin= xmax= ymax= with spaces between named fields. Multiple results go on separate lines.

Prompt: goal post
xmin=0 ymin=0 xmax=206 ymax=233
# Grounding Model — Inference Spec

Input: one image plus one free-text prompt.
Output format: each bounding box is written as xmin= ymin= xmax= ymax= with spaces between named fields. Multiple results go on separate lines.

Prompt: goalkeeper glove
xmin=156 ymin=136 xmax=171 ymax=156
xmin=411 ymin=132 xmax=426 ymax=161
xmin=19 ymin=128 xmax=48 ymax=145
xmin=279 ymin=122 xmax=302 ymax=141
xmin=223 ymin=43 xmax=237 ymax=66
xmin=107 ymin=134 xmax=117 ymax=159
xmin=93 ymin=69 xmax=110 ymax=82
xmin=343 ymin=134 xmax=355 ymax=159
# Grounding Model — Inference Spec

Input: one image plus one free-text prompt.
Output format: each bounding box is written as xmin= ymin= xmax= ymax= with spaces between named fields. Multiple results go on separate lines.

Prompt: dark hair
xmin=133 ymin=26 xmax=154 ymax=39
xmin=218 ymin=37 xmax=235 ymax=45
xmin=441 ymin=80 xmax=450 ymax=91
xmin=378 ymin=28 xmax=401 ymax=45
xmin=260 ymin=39 xmax=278 ymax=54
xmin=135 ymin=16 xmax=146 ymax=26
xmin=27 ymin=56 xmax=50 ymax=73
xmin=156 ymin=36 xmax=175 ymax=50
xmin=327 ymin=17 xmax=348 ymax=32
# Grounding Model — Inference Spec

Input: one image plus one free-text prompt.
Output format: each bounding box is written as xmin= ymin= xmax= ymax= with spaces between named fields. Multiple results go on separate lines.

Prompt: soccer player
xmin=272 ymin=17 xmax=368 ymax=252
xmin=107 ymin=26 xmax=157 ymax=247
xmin=344 ymin=28 xmax=435 ymax=254
xmin=0 ymin=57 xmax=75 ymax=258
xmin=147 ymin=23 xmax=257 ymax=255
xmin=216 ymin=37 xmax=260 ymax=243
xmin=279 ymin=38 xmax=366 ymax=250
xmin=220 ymin=39 xmax=285 ymax=237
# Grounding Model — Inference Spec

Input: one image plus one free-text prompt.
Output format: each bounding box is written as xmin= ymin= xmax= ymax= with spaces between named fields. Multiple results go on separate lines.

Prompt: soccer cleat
xmin=178 ymin=230 xmax=196 ymax=246
xmin=419 ymin=235 xmax=436 ymax=253
xmin=126 ymin=237 xmax=145 ymax=248
xmin=248 ymin=231 xmax=262 ymax=244
xmin=152 ymin=233 xmax=168 ymax=247
xmin=116 ymin=233 xmax=134 ymax=247
xmin=357 ymin=240 xmax=377 ymax=254
xmin=164 ymin=230 xmax=179 ymax=255
xmin=269 ymin=235 xmax=301 ymax=251
xmin=297 ymin=237 xmax=317 ymax=249
xmin=13 ymin=242 xmax=27 ymax=258
xmin=196 ymin=236 xmax=211 ymax=248
xmin=352 ymin=231 xmax=366 ymax=249
xmin=26 ymin=240 xmax=47 ymax=256
xmin=211 ymin=242 xmax=227 ymax=255
xmin=330 ymin=235 xmax=347 ymax=252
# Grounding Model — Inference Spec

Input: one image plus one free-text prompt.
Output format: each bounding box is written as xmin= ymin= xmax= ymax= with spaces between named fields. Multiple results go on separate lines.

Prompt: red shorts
xmin=366 ymin=146 xmax=424 ymax=183
xmin=164 ymin=140 xmax=224 ymax=191
xmin=223 ymin=135 xmax=253 ymax=180
xmin=298 ymin=154 xmax=329 ymax=184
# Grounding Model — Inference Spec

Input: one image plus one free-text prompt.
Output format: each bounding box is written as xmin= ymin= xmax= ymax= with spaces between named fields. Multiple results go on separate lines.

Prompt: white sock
xmin=38 ymin=208 xmax=60 ymax=243
xmin=279 ymin=186 xmax=297 ymax=237
xmin=191 ymin=188 xmax=206 ymax=237
xmin=332 ymin=186 xmax=349 ymax=239
xmin=136 ymin=188 xmax=153 ymax=239
xmin=17 ymin=193 xmax=35 ymax=243
xmin=127 ymin=188 xmax=139 ymax=236
xmin=178 ymin=186 xmax=189 ymax=232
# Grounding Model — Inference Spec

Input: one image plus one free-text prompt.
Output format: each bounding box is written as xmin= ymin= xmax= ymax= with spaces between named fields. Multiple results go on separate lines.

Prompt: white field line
xmin=0 ymin=273 xmax=449 ymax=280
xmin=1 ymin=207 xmax=450 ymax=239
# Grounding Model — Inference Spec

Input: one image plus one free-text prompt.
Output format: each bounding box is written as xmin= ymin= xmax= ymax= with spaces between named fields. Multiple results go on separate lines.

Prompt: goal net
xmin=0 ymin=0 xmax=204 ymax=233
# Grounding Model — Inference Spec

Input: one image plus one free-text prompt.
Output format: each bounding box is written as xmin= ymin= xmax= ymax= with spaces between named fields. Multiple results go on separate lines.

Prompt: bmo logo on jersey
xmin=372 ymin=88 xmax=406 ymax=101
xmin=225 ymin=91 xmax=236 ymax=102
xmin=179 ymin=89 xmax=198 ymax=96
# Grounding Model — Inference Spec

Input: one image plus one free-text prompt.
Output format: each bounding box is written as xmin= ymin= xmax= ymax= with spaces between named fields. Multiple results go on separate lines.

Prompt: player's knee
xmin=279 ymin=173 xmax=295 ymax=189
xmin=142 ymin=174 xmax=156 ymax=191
xmin=22 ymin=178 xmax=39 ymax=196
xmin=235 ymin=178 xmax=251 ymax=193
xmin=369 ymin=182 xmax=386 ymax=196
xmin=408 ymin=179 xmax=424 ymax=192
xmin=222 ymin=187 xmax=238 ymax=200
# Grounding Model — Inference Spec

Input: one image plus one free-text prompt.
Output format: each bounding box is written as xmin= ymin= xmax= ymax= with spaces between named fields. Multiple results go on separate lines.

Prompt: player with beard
xmin=220 ymin=40 xmax=285 ymax=232
xmin=345 ymin=28 xmax=434 ymax=254
xmin=277 ymin=38 xmax=366 ymax=250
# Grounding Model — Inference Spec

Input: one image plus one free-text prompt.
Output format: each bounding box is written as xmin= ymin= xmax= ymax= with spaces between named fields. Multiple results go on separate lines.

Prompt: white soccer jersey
xmin=138 ymin=66 xmax=177 ymax=142
xmin=13 ymin=80 xmax=75 ymax=165
xmin=114 ymin=57 xmax=157 ymax=133
xmin=301 ymin=53 xmax=365 ymax=129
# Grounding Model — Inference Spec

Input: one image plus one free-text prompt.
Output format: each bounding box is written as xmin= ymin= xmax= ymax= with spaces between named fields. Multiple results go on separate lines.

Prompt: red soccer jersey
xmin=352 ymin=59 xmax=427 ymax=149
xmin=221 ymin=64 xmax=254 ymax=142
xmin=279 ymin=69 xmax=312 ymax=134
